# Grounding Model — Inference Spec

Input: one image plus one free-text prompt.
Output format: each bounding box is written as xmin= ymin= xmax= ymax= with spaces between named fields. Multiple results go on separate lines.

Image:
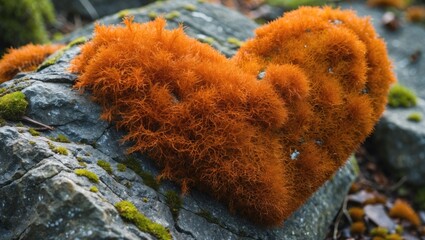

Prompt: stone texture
xmin=0 ymin=0 xmax=358 ymax=239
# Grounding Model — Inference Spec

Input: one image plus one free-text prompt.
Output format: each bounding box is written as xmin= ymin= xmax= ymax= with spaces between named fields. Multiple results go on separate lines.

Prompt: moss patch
xmin=122 ymin=157 xmax=160 ymax=190
xmin=227 ymin=37 xmax=243 ymax=47
xmin=407 ymin=112 xmax=422 ymax=122
xmin=28 ymin=128 xmax=40 ymax=136
xmin=165 ymin=190 xmax=182 ymax=220
xmin=184 ymin=4 xmax=197 ymax=11
xmin=0 ymin=91 xmax=28 ymax=120
xmin=115 ymin=200 xmax=171 ymax=240
xmin=50 ymin=134 xmax=70 ymax=143
xmin=89 ymin=186 xmax=99 ymax=193
xmin=165 ymin=11 xmax=181 ymax=20
xmin=388 ymin=84 xmax=417 ymax=108
xmin=74 ymin=169 xmax=99 ymax=183
xmin=117 ymin=163 xmax=127 ymax=172
xmin=97 ymin=160 xmax=113 ymax=174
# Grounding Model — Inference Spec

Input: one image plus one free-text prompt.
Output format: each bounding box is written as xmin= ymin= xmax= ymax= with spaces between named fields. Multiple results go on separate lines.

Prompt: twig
xmin=333 ymin=196 xmax=350 ymax=240
xmin=21 ymin=116 xmax=54 ymax=131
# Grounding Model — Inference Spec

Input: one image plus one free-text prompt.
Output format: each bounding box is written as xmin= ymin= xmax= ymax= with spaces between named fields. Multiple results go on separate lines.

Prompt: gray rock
xmin=52 ymin=0 xmax=155 ymax=20
xmin=366 ymin=99 xmax=425 ymax=185
xmin=0 ymin=0 xmax=358 ymax=239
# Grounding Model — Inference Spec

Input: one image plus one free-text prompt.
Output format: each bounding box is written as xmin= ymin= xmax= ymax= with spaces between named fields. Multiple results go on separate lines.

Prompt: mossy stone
xmin=388 ymin=84 xmax=417 ymax=108
xmin=0 ymin=91 xmax=28 ymax=121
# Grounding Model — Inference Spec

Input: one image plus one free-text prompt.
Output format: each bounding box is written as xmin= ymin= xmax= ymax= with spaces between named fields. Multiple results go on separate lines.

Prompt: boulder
xmin=0 ymin=0 xmax=358 ymax=239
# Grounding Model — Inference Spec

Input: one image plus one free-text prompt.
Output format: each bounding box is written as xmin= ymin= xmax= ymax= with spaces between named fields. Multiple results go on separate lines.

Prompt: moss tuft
xmin=148 ymin=11 xmax=158 ymax=19
xmin=388 ymin=84 xmax=417 ymax=108
xmin=50 ymin=134 xmax=70 ymax=143
xmin=370 ymin=226 xmax=388 ymax=237
xmin=165 ymin=190 xmax=182 ymax=220
xmin=89 ymin=186 xmax=99 ymax=193
xmin=198 ymin=37 xmax=215 ymax=45
xmin=115 ymin=200 xmax=172 ymax=240
xmin=407 ymin=112 xmax=422 ymax=122
xmin=227 ymin=37 xmax=243 ymax=47
xmin=0 ymin=118 xmax=5 ymax=126
xmin=117 ymin=163 xmax=127 ymax=172
xmin=97 ymin=160 xmax=113 ymax=174
xmin=51 ymin=145 xmax=68 ymax=155
xmin=75 ymin=169 xmax=99 ymax=183
xmin=122 ymin=157 xmax=160 ymax=190
xmin=184 ymin=4 xmax=197 ymax=11
xmin=28 ymin=128 xmax=40 ymax=136
xmin=0 ymin=91 xmax=28 ymax=120
xmin=117 ymin=9 xmax=131 ymax=18
xmin=165 ymin=11 xmax=181 ymax=20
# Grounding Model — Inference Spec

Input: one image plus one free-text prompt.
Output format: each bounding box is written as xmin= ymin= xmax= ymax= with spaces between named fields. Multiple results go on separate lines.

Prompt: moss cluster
xmin=388 ymin=84 xmax=417 ymax=108
xmin=165 ymin=11 xmax=181 ymax=20
xmin=0 ymin=91 xmax=28 ymax=121
xmin=184 ymin=4 xmax=197 ymax=11
xmin=97 ymin=160 xmax=113 ymax=174
xmin=407 ymin=112 xmax=422 ymax=122
xmin=0 ymin=0 xmax=55 ymax=54
xmin=48 ymin=142 xmax=68 ymax=155
xmin=122 ymin=157 xmax=160 ymax=190
xmin=117 ymin=163 xmax=127 ymax=172
xmin=74 ymin=169 xmax=99 ymax=183
xmin=89 ymin=186 xmax=99 ymax=193
xmin=165 ymin=191 xmax=182 ymax=220
xmin=227 ymin=37 xmax=243 ymax=47
xmin=49 ymin=134 xmax=70 ymax=143
xmin=28 ymin=128 xmax=40 ymax=136
xmin=115 ymin=200 xmax=171 ymax=240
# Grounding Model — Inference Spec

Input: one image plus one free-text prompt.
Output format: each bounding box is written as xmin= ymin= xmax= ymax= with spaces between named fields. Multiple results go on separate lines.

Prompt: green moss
xmin=184 ymin=4 xmax=197 ymax=11
xmin=122 ymin=157 xmax=160 ymax=190
xmin=28 ymin=128 xmax=40 ymax=136
xmin=117 ymin=9 xmax=131 ymax=18
xmin=50 ymin=134 xmax=70 ymax=143
xmin=0 ymin=0 xmax=56 ymax=54
xmin=97 ymin=160 xmax=113 ymax=174
xmin=29 ymin=140 xmax=36 ymax=145
xmin=53 ymin=146 xmax=68 ymax=155
xmin=407 ymin=112 xmax=422 ymax=122
xmin=197 ymin=0 xmax=206 ymax=3
xmin=37 ymin=36 xmax=87 ymax=71
xmin=148 ymin=11 xmax=158 ymax=19
xmin=370 ymin=227 xmax=388 ymax=237
xmin=0 ymin=118 xmax=5 ymax=127
xmin=16 ymin=122 xmax=24 ymax=127
xmin=165 ymin=191 xmax=182 ymax=220
xmin=89 ymin=186 xmax=99 ymax=193
xmin=78 ymin=162 xmax=87 ymax=167
xmin=0 ymin=91 xmax=28 ymax=121
xmin=142 ymin=197 xmax=148 ymax=203
xmin=74 ymin=169 xmax=99 ymax=183
xmin=395 ymin=224 xmax=403 ymax=234
xmin=197 ymin=209 xmax=220 ymax=224
xmin=115 ymin=201 xmax=171 ymax=240
xmin=388 ymin=84 xmax=417 ymax=108
xmin=227 ymin=37 xmax=243 ymax=47
xmin=165 ymin=11 xmax=181 ymax=20
xmin=117 ymin=163 xmax=127 ymax=172
xmin=198 ymin=37 xmax=215 ymax=45
xmin=76 ymin=157 xmax=84 ymax=162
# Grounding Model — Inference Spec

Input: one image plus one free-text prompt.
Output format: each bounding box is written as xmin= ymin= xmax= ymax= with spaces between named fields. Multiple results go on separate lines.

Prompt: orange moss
xmin=0 ymin=44 xmax=63 ymax=83
xmin=367 ymin=0 xmax=407 ymax=9
xmin=389 ymin=199 xmax=421 ymax=227
xmin=406 ymin=6 xmax=425 ymax=22
xmin=233 ymin=6 xmax=395 ymax=210
xmin=349 ymin=207 xmax=365 ymax=221
xmin=69 ymin=7 xmax=394 ymax=226
xmin=350 ymin=221 xmax=366 ymax=235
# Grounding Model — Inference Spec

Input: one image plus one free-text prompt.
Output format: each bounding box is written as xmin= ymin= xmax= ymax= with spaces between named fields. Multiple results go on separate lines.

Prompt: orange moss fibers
xmin=350 ymin=221 xmax=367 ymax=235
xmin=233 ymin=6 xmax=395 ymax=213
xmin=406 ymin=6 xmax=425 ymax=22
xmin=349 ymin=207 xmax=365 ymax=221
xmin=70 ymin=7 xmax=395 ymax=227
xmin=0 ymin=44 xmax=63 ymax=83
xmin=389 ymin=199 xmax=421 ymax=227
xmin=367 ymin=0 xmax=407 ymax=9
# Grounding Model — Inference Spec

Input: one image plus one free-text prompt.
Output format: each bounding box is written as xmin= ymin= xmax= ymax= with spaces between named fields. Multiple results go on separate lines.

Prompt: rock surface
xmin=0 ymin=0 xmax=358 ymax=239
xmin=52 ymin=0 xmax=155 ymax=20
